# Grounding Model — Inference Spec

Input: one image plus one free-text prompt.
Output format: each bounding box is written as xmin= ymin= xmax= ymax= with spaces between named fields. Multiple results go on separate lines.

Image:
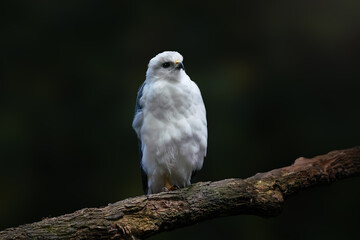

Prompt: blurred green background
xmin=1 ymin=1 xmax=360 ymax=239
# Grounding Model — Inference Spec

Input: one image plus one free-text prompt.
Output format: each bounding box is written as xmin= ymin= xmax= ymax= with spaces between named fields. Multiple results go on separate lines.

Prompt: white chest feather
xmin=139 ymin=75 xmax=207 ymax=193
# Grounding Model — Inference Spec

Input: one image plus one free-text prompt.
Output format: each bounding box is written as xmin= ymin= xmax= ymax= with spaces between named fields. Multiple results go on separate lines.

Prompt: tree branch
xmin=1 ymin=146 xmax=360 ymax=240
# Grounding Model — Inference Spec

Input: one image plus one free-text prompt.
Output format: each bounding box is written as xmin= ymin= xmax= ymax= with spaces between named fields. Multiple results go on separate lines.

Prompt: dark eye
xmin=162 ymin=62 xmax=171 ymax=68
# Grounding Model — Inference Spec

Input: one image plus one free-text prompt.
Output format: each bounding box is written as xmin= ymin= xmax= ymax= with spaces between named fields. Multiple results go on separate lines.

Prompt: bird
xmin=132 ymin=51 xmax=207 ymax=194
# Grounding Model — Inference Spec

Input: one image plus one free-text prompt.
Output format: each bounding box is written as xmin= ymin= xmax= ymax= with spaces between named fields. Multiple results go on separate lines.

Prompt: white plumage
xmin=132 ymin=51 xmax=207 ymax=194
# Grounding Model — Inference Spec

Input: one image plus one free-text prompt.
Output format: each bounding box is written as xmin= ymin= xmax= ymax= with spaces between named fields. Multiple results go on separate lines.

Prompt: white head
xmin=146 ymin=51 xmax=185 ymax=82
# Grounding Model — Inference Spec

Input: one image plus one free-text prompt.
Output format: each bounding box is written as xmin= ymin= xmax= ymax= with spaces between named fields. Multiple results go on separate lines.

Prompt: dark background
xmin=1 ymin=1 xmax=360 ymax=239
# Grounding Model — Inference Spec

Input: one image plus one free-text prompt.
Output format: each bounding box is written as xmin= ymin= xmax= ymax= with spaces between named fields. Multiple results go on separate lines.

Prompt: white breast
xmin=139 ymin=74 xmax=207 ymax=194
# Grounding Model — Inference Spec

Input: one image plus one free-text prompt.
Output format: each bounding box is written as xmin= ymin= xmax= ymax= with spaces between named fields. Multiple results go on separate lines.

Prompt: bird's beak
xmin=175 ymin=62 xmax=185 ymax=70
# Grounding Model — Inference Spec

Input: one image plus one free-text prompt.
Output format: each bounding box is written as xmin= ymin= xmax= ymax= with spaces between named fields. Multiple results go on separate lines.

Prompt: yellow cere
xmin=175 ymin=60 xmax=180 ymax=64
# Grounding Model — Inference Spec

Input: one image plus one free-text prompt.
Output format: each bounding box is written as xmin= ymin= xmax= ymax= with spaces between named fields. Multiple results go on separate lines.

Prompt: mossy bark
xmin=1 ymin=146 xmax=359 ymax=240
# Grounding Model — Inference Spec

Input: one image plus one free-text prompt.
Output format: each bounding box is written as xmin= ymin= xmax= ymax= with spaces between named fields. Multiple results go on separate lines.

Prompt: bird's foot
xmin=169 ymin=184 xmax=180 ymax=191
xmin=163 ymin=175 xmax=180 ymax=192
xmin=162 ymin=185 xmax=180 ymax=192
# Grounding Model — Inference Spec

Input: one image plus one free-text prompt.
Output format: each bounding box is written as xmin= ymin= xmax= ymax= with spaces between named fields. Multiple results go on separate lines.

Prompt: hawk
xmin=132 ymin=51 xmax=207 ymax=194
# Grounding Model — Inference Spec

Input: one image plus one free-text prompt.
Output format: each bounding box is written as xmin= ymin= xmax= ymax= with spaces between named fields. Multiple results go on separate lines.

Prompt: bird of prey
xmin=132 ymin=51 xmax=207 ymax=194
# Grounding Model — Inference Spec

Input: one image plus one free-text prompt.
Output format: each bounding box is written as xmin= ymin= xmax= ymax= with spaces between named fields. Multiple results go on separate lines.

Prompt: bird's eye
xmin=162 ymin=62 xmax=171 ymax=68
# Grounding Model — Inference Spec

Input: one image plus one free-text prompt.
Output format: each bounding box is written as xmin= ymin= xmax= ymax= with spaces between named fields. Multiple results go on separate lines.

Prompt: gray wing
xmin=132 ymin=82 xmax=145 ymax=137
xmin=135 ymin=82 xmax=146 ymax=117
xmin=132 ymin=82 xmax=148 ymax=194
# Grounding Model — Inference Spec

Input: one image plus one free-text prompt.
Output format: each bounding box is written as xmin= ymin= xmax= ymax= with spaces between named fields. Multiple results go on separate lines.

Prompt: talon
xmin=162 ymin=186 xmax=178 ymax=192
xmin=168 ymin=185 xmax=179 ymax=191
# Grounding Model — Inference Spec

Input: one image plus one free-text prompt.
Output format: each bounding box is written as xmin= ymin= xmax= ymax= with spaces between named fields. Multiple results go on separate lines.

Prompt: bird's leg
xmin=162 ymin=175 xmax=179 ymax=192
xmin=164 ymin=175 xmax=172 ymax=190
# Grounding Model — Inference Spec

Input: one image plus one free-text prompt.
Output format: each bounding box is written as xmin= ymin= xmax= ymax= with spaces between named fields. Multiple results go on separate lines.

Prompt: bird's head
xmin=146 ymin=51 xmax=185 ymax=82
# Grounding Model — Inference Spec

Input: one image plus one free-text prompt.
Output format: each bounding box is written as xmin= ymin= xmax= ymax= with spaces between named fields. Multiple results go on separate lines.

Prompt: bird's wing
xmin=132 ymin=82 xmax=148 ymax=194
xmin=133 ymin=82 xmax=146 ymax=137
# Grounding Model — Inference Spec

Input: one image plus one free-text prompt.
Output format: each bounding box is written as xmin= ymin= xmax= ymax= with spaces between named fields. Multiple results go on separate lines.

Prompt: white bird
xmin=132 ymin=51 xmax=207 ymax=194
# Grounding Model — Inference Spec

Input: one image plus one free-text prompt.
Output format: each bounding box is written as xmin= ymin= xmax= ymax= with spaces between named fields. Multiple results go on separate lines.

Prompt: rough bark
xmin=1 ymin=146 xmax=359 ymax=240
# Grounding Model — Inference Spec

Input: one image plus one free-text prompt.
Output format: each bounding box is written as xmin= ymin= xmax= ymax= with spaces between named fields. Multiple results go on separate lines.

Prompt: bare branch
xmin=1 ymin=146 xmax=359 ymax=240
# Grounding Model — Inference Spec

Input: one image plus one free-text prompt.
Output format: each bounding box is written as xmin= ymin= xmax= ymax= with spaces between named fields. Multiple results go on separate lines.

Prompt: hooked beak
xmin=175 ymin=62 xmax=185 ymax=70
